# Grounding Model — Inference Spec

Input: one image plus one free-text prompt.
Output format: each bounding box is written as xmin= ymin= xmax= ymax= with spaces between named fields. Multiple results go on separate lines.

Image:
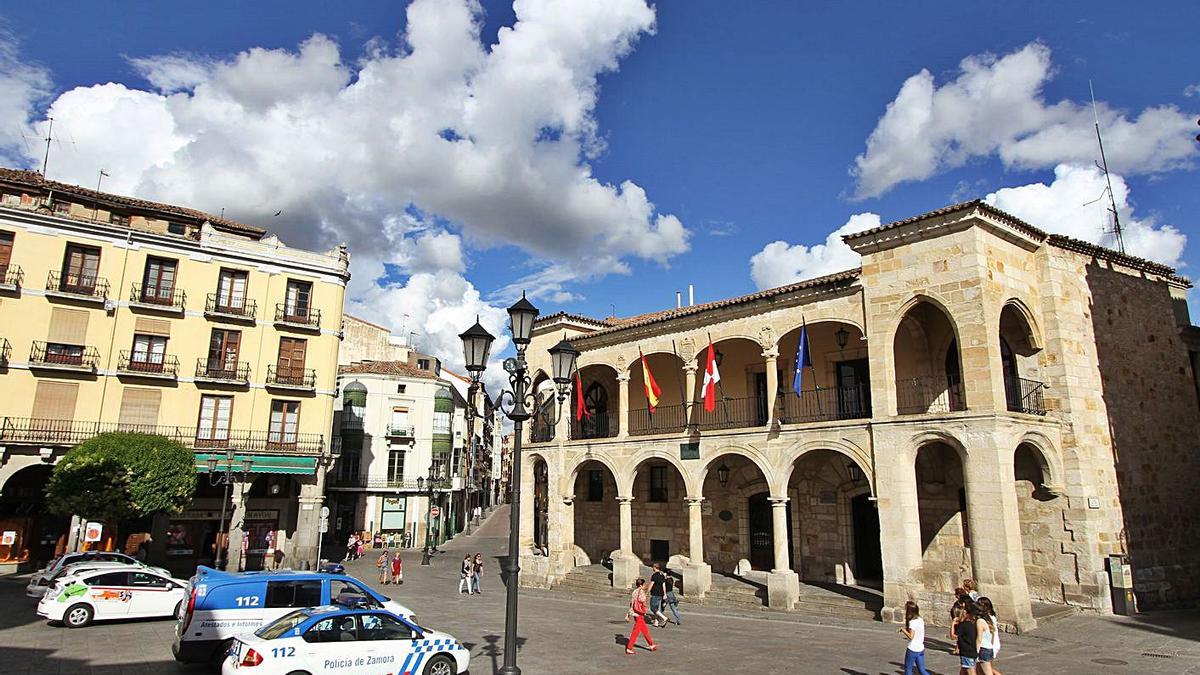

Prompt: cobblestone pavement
xmin=1 ymin=505 xmax=1198 ymax=674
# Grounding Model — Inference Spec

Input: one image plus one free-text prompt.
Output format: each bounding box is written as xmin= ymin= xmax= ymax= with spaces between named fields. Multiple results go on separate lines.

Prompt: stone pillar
xmin=293 ymin=481 xmax=325 ymax=571
xmin=876 ymin=444 xmax=925 ymax=623
xmin=611 ymin=496 xmax=640 ymax=590
xmin=682 ymin=364 xmax=697 ymax=427
xmin=763 ymin=348 xmax=779 ymax=425
xmin=964 ymin=438 xmax=1036 ymax=632
xmin=224 ymin=484 xmax=247 ymax=572
xmin=559 ymin=495 xmax=577 ymax=567
xmin=519 ymin=451 xmax=535 ymax=549
xmin=682 ymin=497 xmax=712 ymax=597
xmin=766 ymin=497 xmax=799 ymax=609
xmin=617 ymin=373 xmax=630 ymax=438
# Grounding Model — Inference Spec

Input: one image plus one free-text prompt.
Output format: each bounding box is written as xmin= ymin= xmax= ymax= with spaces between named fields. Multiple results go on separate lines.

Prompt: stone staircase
xmin=794 ymin=581 xmax=882 ymax=621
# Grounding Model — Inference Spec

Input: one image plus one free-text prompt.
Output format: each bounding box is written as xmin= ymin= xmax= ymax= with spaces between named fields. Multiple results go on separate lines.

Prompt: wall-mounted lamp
xmin=39 ymin=447 xmax=53 ymax=462
xmin=835 ymin=326 xmax=850 ymax=350
xmin=847 ymin=461 xmax=863 ymax=484
xmin=717 ymin=463 xmax=730 ymax=486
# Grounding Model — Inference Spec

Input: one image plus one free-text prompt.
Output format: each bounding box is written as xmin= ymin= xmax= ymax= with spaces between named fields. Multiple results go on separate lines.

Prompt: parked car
xmin=36 ymin=566 xmax=188 ymax=628
xmin=27 ymin=559 xmax=171 ymax=599
xmin=28 ymin=551 xmax=145 ymax=591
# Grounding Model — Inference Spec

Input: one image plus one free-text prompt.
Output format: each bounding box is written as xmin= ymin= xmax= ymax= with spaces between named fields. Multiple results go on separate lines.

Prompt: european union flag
xmin=792 ymin=319 xmax=812 ymax=395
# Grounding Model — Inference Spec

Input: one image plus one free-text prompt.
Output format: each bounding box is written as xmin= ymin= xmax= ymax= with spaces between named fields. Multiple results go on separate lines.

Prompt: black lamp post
xmin=206 ymin=449 xmax=253 ymax=571
xmin=418 ymin=465 xmax=446 ymax=566
xmin=458 ymin=293 xmax=577 ymax=675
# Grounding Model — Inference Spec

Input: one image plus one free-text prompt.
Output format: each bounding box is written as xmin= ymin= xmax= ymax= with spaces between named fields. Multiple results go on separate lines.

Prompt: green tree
xmin=46 ymin=432 xmax=196 ymax=521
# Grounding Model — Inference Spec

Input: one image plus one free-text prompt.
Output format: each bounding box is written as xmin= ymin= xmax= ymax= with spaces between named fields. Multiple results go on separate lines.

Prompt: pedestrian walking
xmin=949 ymin=587 xmax=969 ymax=654
xmin=648 ymin=563 xmax=668 ymax=627
xmin=355 ymin=536 xmax=364 ymax=560
xmin=377 ymin=548 xmax=392 ymax=584
xmin=899 ymin=600 xmax=931 ymax=675
xmin=625 ymin=578 xmax=657 ymax=655
xmin=956 ymin=601 xmax=981 ymax=674
xmin=458 ymin=555 xmax=472 ymax=594
xmin=471 ymin=553 xmax=484 ymax=594
xmin=391 ymin=554 xmax=403 ymax=585
xmin=974 ymin=597 xmax=998 ymax=675
xmin=663 ymin=574 xmax=681 ymax=625
xmin=962 ymin=578 xmax=980 ymax=601
xmin=346 ymin=534 xmax=356 ymax=561
xmin=977 ymin=597 xmax=1002 ymax=675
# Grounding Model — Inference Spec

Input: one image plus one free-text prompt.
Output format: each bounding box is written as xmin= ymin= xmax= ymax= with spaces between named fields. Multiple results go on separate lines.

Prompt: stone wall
xmin=1015 ymin=479 xmax=1071 ymax=603
xmin=572 ymin=469 xmax=620 ymax=562
xmin=629 ymin=467 xmax=689 ymax=563
xmin=915 ymin=443 xmax=972 ymax=593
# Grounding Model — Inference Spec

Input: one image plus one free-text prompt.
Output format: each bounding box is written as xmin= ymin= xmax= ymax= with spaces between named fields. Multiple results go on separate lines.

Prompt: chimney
xmin=688 ymin=284 xmax=694 ymax=307
xmin=676 ymin=291 xmax=682 ymax=309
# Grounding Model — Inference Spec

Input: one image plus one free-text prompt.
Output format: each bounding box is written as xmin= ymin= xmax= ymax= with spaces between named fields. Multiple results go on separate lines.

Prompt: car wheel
xmin=285 ymin=671 xmax=312 ymax=675
xmin=211 ymin=639 xmax=235 ymax=665
xmin=64 ymin=604 xmax=93 ymax=628
xmin=173 ymin=600 xmax=184 ymax=619
xmin=423 ymin=654 xmax=455 ymax=675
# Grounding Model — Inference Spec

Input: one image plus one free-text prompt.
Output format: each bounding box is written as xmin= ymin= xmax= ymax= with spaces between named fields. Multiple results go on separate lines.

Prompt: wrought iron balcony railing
xmin=195 ymin=358 xmax=251 ymax=383
xmin=569 ymin=410 xmax=619 ymax=440
xmin=896 ymin=375 xmax=966 ymax=415
xmin=0 ymin=264 xmax=23 ymax=289
xmin=29 ymin=341 xmax=100 ymax=370
xmin=1005 ymin=376 xmax=1047 ymax=416
xmin=327 ymin=476 xmax=426 ymax=490
xmin=274 ymin=303 xmax=321 ymax=330
xmin=694 ymin=396 xmax=768 ymax=431
xmin=117 ymin=350 xmax=179 ymax=378
xmin=130 ymin=283 xmax=186 ymax=311
xmin=628 ymin=403 xmax=688 ymax=436
xmin=386 ymin=424 xmax=416 ymax=438
xmin=266 ymin=365 xmax=317 ymax=390
xmin=0 ymin=418 xmax=325 ymax=455
xmin=779 ymin=385 xmax=872 ymax=424
xmin=205 ymin=293 xmax=257 ymax=321
xmin=46 ymin=270 xmax=109 ymax=300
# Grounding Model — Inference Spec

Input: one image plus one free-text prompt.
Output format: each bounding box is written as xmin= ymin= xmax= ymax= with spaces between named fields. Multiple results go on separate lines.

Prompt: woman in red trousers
xmin=626 ymin=578 xmax=657 ymax=655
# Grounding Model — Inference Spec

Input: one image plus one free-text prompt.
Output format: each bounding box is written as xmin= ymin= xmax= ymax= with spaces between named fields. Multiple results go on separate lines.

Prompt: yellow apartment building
xmin=0 ymin=168 xmax=349 ymax=574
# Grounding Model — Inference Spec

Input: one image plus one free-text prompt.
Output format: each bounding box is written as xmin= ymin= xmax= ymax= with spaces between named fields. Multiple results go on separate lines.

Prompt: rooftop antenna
xmin=40 ymin=117 xmax=54 ymax=177
xmin=91 ymin=170 xmax=109 ymax=220
xmin=1089 ymin=81 xmax=1125 ymax=254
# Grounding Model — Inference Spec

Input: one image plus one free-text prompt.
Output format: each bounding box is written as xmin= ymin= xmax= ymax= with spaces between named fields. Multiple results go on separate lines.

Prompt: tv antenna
xmin=1086 ymin=81 xmax=1125 ymax=254
xmin=40 ymin=117 xmax=54 ymax=177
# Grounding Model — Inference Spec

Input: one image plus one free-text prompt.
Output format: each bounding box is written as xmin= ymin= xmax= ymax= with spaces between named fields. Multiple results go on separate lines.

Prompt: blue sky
xmin=0 ymin=0 xmax=1197 ymax=370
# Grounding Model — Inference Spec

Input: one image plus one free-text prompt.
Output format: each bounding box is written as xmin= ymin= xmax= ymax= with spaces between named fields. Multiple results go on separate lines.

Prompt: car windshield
xmin=256 ymin=610 xmax=311 ymax=640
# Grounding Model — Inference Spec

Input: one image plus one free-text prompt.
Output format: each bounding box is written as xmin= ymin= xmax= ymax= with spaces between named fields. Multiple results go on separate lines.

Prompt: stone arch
xmin=626 ymin=446 xmax=700 ymax=499
xmin=1012 ymin=438 xmax=1071 ymax=605
xmin=1013 ymin=431 xmax=1063 ymax=490
xmin=698 ymin=449 xmax=775 ymax=573
xmin=570 ymin=457 xmax=621 ymax=565
xmin=529 ymin=453 xmax=551 ymax=554
xmin=627 ymin=351 xmax=687 ymax=435
xmin=627 ymin=454 xmax=691 ymax=565
xmin=892 ymin=296 xmax=967 ymax=414
xmin=698 ymin=443 xmax=777 ymax=491
xmin=777 ymin=438 xmax=874 ymax=496
xmin=565 ymin=450 xmax=624 ymax=496
xmin=1000 ymin=297 xmax=1043 ymax=351
xmin=914 ymin=437 xmax=973 ymax=592
xmin=574 ymin=363 xmax=619 ymax=439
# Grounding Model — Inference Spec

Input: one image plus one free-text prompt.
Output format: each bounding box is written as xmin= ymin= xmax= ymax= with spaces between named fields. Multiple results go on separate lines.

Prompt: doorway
xmin=747 ymin=492 xmax=792 ymax=571
xmin=850 ymin=493 xmax=883 ymax=587
xmin=835 ymin=359 xmax=871 ymax=418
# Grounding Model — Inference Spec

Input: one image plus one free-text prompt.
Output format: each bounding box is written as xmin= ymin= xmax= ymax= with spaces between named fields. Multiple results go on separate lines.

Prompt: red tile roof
xmin=338 ymin=360 xmax=439 ymax=379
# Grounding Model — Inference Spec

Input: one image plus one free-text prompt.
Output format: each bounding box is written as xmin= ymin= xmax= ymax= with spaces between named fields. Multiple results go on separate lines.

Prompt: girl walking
xmin=663 ymin=575 xmax=681 ymax=625
xmin=625 ymin=578 xmax=656 ymax=655
xmin=458 ymin=555 xmax=473 ymax=594
xmin=391 ymin=554 xmax=403 ymax=585
xmin=377 ymin=549 xmax=392 ymax=584
xmin=976 ymin=597 xmax=1000 ymax=675
xmin=898 ymin=601 xmax=931 ymax=675
xmin=471 ymin=553 xmax=484 ymax=594
xmin=956 ymin=601 xmax=981 ymax=674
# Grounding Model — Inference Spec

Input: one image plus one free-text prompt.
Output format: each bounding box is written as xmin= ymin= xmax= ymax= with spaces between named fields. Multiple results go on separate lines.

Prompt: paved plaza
xmin=1 ymin=507 xmax=1198 ymax=674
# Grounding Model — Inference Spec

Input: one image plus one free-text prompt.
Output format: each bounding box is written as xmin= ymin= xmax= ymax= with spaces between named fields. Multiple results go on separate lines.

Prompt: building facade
xmin=516 ymin=201 xmax=1200 ymax=631
xmin=0 ymin=168 xmax=348 ymax=574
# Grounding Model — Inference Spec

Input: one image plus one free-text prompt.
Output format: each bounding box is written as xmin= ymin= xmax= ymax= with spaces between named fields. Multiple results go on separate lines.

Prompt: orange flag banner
xmin=639 ymin=349 xmax=661 ymax=412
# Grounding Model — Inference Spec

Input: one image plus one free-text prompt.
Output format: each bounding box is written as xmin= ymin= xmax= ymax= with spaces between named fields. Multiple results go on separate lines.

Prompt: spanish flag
xmin=639 ymin=349 xmax=661 ymax=412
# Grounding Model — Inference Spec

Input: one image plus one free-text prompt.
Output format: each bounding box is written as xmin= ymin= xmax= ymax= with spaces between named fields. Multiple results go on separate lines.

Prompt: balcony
xmin=0 ymin=265 xmax=22 ymax=292
xmin=0 ymin=418 xmax=325 ymax=455
xmin=779 ymin=386 xmax=872 ymax=424
xmin=694 ymin=396 xmax=768 ymax=431
xmin=1005 ymin=376 xmax=1047 ymax=416
xmin=29 ymin=341 xmax=99 ymax=373
xmin=274 ymin=303 xmax=321 ymax=332
xmin=116 ymin=351 xmax=179 ymax=380
xmin=896 ymin=375 xmax=966 ymax=415
xmin=569 ymin=410 xmax=619 ymax=440
xmin=129 ymin=283 xmax=185 ymax=313
xmin=341 ymin=407 xmax=365 ymax=429
xmin=529 ymin=419 xmax=556 ymax=443
xmin=204 ymin=293 xmax=257 ymax=322
xmin=629 ymin=403 xmax=688 ymax=437
xmin=194 ymin=358 xmax=251 ymax=385
xmin=266 ymin=365 xmax=317 ymax=392
xmin=46 ymin=271 xmax=109 ymax=304
xmin=327 ymin=476 xmax=424 ymax=490
xmin=386 ymin=424 xmax=416 ymax=439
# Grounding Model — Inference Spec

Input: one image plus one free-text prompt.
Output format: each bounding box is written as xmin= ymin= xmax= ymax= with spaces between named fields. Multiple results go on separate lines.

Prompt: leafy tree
xmin=46 ymin=432 xmax=196 ymax=521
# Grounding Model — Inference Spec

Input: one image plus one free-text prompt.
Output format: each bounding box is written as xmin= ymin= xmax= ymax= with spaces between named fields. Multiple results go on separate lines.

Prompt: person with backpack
xmin=898 ymin=600 xmax=931 ymax=675
xmin=625 ymin=578 xmax=657 ymax=655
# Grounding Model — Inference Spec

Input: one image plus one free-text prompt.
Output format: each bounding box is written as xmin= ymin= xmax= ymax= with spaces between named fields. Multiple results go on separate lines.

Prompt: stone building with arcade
xmin=516 ymin=200 xmax=1200 ymax=632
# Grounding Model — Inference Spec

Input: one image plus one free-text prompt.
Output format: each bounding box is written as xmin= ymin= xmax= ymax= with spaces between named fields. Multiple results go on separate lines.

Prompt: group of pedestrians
xmin=459 ymin=553 xmax=485 ymax=594
xmin=375 ymin=548 xmax=404 ymax=585
xmin=624 ymin=563 xmax=682 ymax=655
xmin=898 ymin=578 xmax=1003 ymax=675
xmin=344 ymin=534 xmax=365 ymax=561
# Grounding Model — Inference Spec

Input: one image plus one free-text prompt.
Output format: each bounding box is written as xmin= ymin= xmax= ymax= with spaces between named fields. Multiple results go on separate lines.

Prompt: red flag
xmin=701 ymin=338 xmax=721 ymax=412
xmin=639 ymin=349 xmax=661 ymax=412
xmin=575 ymin=368 xmax=590 ymax=421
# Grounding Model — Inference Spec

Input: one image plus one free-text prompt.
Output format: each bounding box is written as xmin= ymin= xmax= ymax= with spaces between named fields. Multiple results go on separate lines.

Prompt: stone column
xmin=682 ymin=497 xmax=712 ymax=597
xmin=611 ymin=496 xmax=640 ymax=590
xmin=763 ymin=348 xmax=780 ymax=425
xmin=876 ymin=443 xmax=925 ymax=623
xmin=617 ymin=373 xmax=630 ymax=438
xmin=559 ymin=495 xmax=577 ymax=566
xmin=682 ymin=364 xmax=697 ymax=427
xmin=292 ymin=481 xmax=325 ymax=571
xmin=224 ymin=483 xmax=248 ymax=572
xmin=963 ymin=438 xmax=1037 ymax=632
xmin=765 ymin=497 xmax=799 ymax=609
xmin=519 ymin=452 xmax=535 ymax=549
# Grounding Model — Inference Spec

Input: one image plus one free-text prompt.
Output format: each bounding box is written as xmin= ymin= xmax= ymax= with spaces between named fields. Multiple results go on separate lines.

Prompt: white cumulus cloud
xmin=852 ymin=43 xmax=1198 ymax=199
xmin=0 ymin=29 xmax=51 ymax=166
xmin=749 ymin=213 xmax=880 ymax=290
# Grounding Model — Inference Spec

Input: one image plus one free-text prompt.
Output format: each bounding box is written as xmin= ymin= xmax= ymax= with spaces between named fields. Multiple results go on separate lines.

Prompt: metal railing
xmin=0 ymin=338 xmax=9 ymax=364
xmin=195 ymin=358 xmax=251 ymax=382
xmin=30 ymin=341 xmax=100 ymax=369
xmin=46 ymin=270 xmax=109 ymax=299
xmin=694 ymin=396 xmax=768 ymax=431
xmin=205 ymin=293 xmax=257 ymax=320
xmin=896 ymin=375 xmax=966 ymax=415
xmin=274 ymin=303 xmax=321 ymax=329
xmin=1005 ymin=376 xmax=1047 ymax=416
xmin=0 ymin=417 xmax=325 ymax=454
xmin=327 ymin=476 xmax=425 ymax=490
xmin=569 ymin=410 xmax=619 ymax=440
xmin=130 ymin=283 xmax=186 ymax=310
xmin=529 ymin=418 xmax=555 ymax=443
xmin=0 ymin=264 xmax=23 ymax=287
xmin=117 ymin=350 xmax=179 ymax=377
xmin=779 ymin=385 xmax=872 ymax=424
xmin=386 ymin=424 xmax=415 ymax=438
xmin=266 ymin=365 xmax=316 ymax=389
xmin=628 ymin=403 xmax=688 ymax=436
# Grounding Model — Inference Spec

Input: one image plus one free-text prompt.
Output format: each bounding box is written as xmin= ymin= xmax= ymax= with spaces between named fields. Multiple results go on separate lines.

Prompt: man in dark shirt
xmin=649 ymin=563 xmax=667 ymax=627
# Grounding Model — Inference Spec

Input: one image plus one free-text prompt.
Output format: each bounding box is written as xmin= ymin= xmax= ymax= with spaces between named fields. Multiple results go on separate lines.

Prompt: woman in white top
xmin=899 ymin=601 xmax=931 ymax=675
xmin=977 ymin=597 xmax=1002 ymax=675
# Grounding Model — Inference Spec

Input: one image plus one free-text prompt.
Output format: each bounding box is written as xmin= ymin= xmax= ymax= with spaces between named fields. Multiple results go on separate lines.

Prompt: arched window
xmin=580 ymin=383 xmax=609 ymax=438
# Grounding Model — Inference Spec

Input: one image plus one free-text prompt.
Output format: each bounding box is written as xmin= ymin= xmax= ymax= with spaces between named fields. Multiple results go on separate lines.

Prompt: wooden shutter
xmin=0 ymin=231 xmax=12 ymax=269
xmin=277 ymin=338 xmax=306 ymax=371
xmin=47 ymin=308 xmax=90 ymax=344
xmin=118 ymin=388 xmax=161 ymax=428
xmin=133 ymin=317 xmax=171 ymax=337
xmin=32 ymin=381 xmax=79 ymax=420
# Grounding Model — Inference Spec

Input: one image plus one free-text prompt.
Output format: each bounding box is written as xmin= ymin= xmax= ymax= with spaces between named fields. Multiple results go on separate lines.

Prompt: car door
xmin=127 ymin=571 xmax=182 ymax=618
xmin=357 ymin=613 xmax=419 ymax=674
xmin=298 ymin=614 xmax=360 ymax=672
xmin=84 ymin=571 xmax=133 ymax=619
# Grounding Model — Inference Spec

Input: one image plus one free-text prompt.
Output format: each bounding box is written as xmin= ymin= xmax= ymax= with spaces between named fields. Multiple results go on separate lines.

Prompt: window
xmin=303 ymin=615 xmax=358 ymax=644
xmin=336 ymin=435 xmax=361 ymax=482
xmin=53 ymin=199 xmax=71 ymax=214
xmin=131 ymin=334 xmax=168 ymax=371
xmin=62 ymin=244 xmax=101 ymax=292
xmin=432 ymin=411 xmax=451 ymax=434
xmin=390 ymin=407 xmax=409 ymax=433
xmin=284 ymin=279 xmax=312 ymax=319
xmin=359 ymin=613 xmax=415 ymax=641
xmin=396 ymin=384 xmax=406 ymax=394
xmin=256 ymin=610 xmax=308 ymax=640
xmin=166 ymin=222 xmax=186 ymax=235
xmin=45 ymin=343 xmax=85 ymax=365
xmin=417 ymin=358 xmax=430 ymax=371
xmin=87 ymin=572 xmax=129 ymax=586
xmin=197 ymin=396 xmax=233 ymax=444
xmin=141 ymin=257 xmax=177 ymax=303
xmin=330 ymin=580 xmax=380 ymax=608
xmin=215 ymin=269 xmax=248 ymax=311
xmin=118 ymin=388 xmax=161 ymax=429
xmin=207 ymin=329 xmax=241 ymax=373
xmin=110 ymin=213 xmax=130 ymax=227
xmin=276 ymin=337 xmax=307 ymax=379
xmin=649 ymin=466 xmax=668 ymax=503
xmin=0 ymin=231 xmax=12 ymax=276
xmin=269 ymin=400 xmax=300 ymax=446
xmin=387 ymin=449 xmax=405 ymax=484
xmin=129 ymin=572 xmax=169 ymax=587
xmin=264 ymin=580 xmax=322 ymax=609
xmin=587 ymin=470 xmax=604 ymax=502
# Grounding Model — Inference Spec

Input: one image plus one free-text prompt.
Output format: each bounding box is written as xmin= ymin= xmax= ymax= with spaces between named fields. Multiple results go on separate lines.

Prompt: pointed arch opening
xmin=893 ymin=299 xmax=966 ymax=414
xmin=570 ymin=364 xmax=618 ymax=439
xmin=915 ymin=441 xmax=972 ymax=592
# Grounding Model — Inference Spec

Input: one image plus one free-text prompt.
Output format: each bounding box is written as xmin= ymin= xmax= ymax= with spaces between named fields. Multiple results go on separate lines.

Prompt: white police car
xmin=37 ymin=566 xmax=188 ymax=628
xmin=223 ymin=602 xmax=469 ymax=675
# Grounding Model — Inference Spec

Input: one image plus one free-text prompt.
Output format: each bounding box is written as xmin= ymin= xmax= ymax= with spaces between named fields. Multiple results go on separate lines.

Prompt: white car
xmin=37 ymin=566 xmax=188 ymax=628
xmin=223 ymin=605 xmax=469 ymax=675
xmin=27 ymin=551 xmax=144 ymax=590
xmin=27 ymin=559 xmax=172 ymax=599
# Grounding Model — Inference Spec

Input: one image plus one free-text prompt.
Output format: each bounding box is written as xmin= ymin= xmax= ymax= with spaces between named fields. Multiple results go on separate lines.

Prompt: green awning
xmin=193 ymin=453 xmax=318 ymax=475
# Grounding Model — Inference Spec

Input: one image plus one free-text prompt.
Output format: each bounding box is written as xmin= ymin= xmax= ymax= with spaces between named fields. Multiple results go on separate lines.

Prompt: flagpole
xmin=672 ymin=339 xmax=690 ymax=431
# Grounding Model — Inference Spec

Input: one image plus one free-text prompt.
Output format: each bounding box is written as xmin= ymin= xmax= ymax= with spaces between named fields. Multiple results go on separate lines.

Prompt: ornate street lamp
xmin=418 ymin=465 xmax=447 ymax=566
xmin=717 ymin=463 xmax=731 ymax=487
xmin=208 ymin=449 xmax=253 ymax=570
xmin=458 ymin=293 xmax=575 ymax=675
xmin=835 ymin=325 xmax=850 ymax=350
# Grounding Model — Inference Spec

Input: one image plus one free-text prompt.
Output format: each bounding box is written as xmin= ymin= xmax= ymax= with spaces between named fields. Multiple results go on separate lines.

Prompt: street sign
xmin=319 ymin=517 xmax=329 ymax=533
xmin=320 ymin=506 xmax=330 ymax=518
xmin=430 ymin=506 xmax=441 ymax=519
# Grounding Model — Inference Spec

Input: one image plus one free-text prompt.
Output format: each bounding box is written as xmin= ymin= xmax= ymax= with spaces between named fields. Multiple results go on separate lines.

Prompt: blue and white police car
xmin=222 ymin=602 xmax=469 ymax=675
